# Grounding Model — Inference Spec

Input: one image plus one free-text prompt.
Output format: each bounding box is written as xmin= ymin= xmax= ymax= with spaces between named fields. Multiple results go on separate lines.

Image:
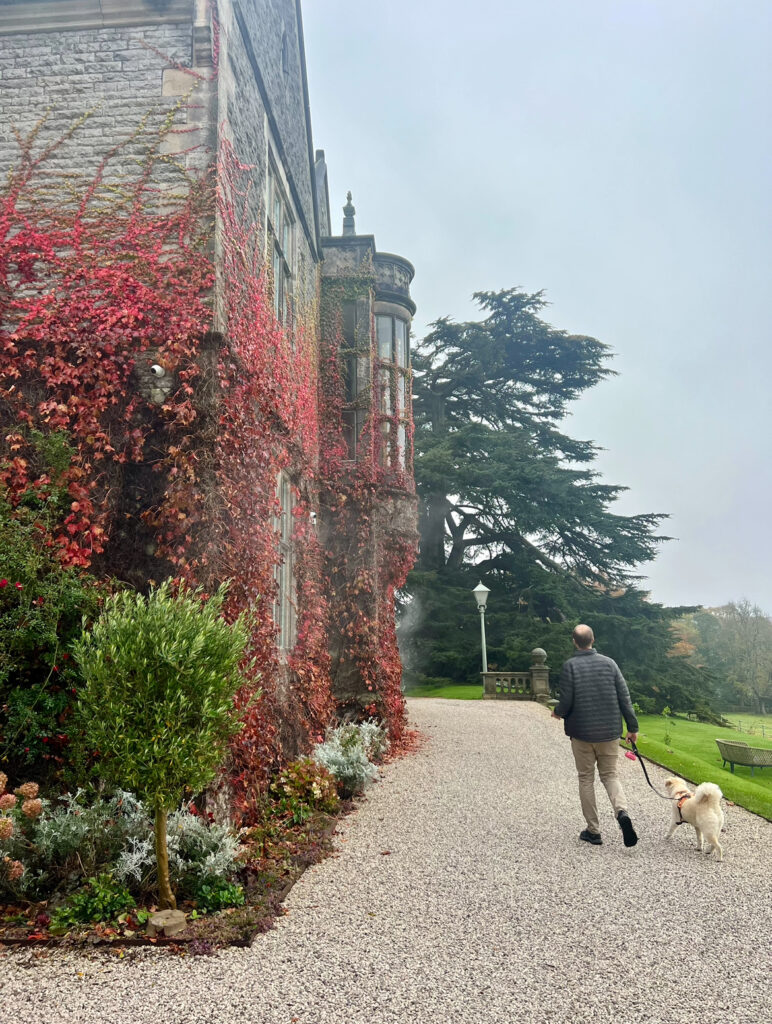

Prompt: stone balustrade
xmin=482 ymin=649 xmax=551 ymax=703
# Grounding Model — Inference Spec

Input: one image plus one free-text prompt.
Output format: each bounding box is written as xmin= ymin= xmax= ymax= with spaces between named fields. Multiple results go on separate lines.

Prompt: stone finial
xmin=531 ymin=648 xmax=547 ymax=666
xmin=342 ymin=191 xmax=356 ymax=236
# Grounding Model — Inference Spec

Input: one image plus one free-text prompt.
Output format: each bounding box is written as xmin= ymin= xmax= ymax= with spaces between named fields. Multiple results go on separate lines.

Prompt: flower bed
xmin=0 ymin=722 xmax=389 ymax=950
xmin=0 ymin=809 xmax=340 ymax=951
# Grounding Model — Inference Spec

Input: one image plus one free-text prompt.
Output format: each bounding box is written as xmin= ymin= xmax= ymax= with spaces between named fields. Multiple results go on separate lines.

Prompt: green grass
xmin=403 ymin=683 xmax=483 ymax=700
xmin=632 ymin=714 xmax=772 ymax=820
xmin=721 ymin=713 xmax=771 ymax=740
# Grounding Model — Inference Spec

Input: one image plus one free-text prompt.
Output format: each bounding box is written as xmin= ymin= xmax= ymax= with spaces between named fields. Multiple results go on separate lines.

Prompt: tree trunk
xmin=154 ymin=804 xmax=176 ymax=910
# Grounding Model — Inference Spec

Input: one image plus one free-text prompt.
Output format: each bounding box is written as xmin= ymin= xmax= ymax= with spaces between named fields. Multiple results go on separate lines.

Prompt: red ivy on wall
xmin=317 ymin=289 xmax=418 ymax=745
xmin=0 ymin=98 xmax=415 ymax=812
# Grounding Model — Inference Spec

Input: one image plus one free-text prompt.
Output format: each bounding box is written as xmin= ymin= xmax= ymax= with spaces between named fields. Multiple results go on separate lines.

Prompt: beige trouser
xmin=570 ymin=737 xmax=627 ymax=834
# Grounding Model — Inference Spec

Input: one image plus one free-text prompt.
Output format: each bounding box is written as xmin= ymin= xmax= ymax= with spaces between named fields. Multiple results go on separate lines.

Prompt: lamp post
xmin=472 ymin=581 xmax=490 ymax=674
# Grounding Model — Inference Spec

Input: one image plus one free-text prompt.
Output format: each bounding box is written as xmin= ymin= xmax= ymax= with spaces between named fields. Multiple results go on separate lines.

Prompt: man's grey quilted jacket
xmin=555 ymin=648 xmax=639 ymax=743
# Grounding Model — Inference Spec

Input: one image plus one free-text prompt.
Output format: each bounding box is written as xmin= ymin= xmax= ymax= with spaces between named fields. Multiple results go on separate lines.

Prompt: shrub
xmin=269 ymin=758 xmax=340 ymax=825
xmin=356 ymin=720 xmax=390 ymax=762
xmin=167 ymin=810 xmax=240 ymax=890
xmin=34 ymin=790 xmax=147 ymax=873
xmin=0 ymin=781 xmax=243 ymax=902
xmin=0 ymin=786 xmax=148 ymax=899
xmin=50 ymin=874 xmax=135 ymax=932
xmin=72 ymin=580 xmax=253 ymax=909
xmin=113 ymin=806 xmax=241 ymax=894
xmin=631 ymin=696 xmax=656 ymax=715
xmin=312 ymin=722 xmax=386 ymax=798
xmin=313 ymin=742 xmax=377 ymax=799
xmin=193 ymin=877 xmax=246 ymax=912
xmin=0 ymin=481 xmax=100 ymax=778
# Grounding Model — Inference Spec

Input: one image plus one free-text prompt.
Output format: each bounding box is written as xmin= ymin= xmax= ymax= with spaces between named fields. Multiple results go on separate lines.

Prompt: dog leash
xmin=627 ymin=740 xmax=676 ymax=801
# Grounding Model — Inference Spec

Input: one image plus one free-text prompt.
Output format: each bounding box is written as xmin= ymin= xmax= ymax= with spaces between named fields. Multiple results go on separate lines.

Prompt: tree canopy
xmin=674 ymin=602 xmax=772 ymax=712
xmin=401 ymin=288 xmax=714 ymax=712
xmin=412 ymin=289 xmax=668 ymax=587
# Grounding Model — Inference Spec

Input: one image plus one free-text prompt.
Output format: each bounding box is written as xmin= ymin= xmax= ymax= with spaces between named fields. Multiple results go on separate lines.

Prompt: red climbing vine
xmin=318 ymin=286 xmax=418 ymax=745
xmin=0 ymin=91 xmax=415 ymax=810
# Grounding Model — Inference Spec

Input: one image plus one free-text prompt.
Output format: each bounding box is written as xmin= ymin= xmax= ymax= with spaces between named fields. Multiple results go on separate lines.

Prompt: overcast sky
xmin=302 ymin=0 xmax=771 ymax=612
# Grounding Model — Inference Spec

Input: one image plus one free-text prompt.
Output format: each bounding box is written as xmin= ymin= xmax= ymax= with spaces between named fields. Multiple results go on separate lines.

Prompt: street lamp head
xmin=472 ymin=581 xmax=490 ymax=609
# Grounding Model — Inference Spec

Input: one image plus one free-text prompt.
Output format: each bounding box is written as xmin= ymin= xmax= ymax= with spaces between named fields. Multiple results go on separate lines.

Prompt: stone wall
xmin=216 ymin=0 xmax=319 ymax=318
xmin=0 ymin=14 xmax=203 ymax=185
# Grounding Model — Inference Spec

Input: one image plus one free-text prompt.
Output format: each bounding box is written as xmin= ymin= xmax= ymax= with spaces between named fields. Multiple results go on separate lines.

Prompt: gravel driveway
xmin=2 ymin=698 xmax=769 ymax=1024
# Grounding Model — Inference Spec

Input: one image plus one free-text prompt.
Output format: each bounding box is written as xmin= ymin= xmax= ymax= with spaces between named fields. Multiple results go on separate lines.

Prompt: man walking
xmin=552 ymin=624 xmax=639 ymax=847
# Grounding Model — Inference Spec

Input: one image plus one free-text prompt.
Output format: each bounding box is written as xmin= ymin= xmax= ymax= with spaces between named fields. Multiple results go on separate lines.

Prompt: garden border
xmin=0 ymin=815 xmax=338 ymax=949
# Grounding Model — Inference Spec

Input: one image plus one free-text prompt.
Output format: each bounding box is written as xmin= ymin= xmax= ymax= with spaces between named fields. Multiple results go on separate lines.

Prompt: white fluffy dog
xmin=664 ymin=777 xmax=725 ymax=861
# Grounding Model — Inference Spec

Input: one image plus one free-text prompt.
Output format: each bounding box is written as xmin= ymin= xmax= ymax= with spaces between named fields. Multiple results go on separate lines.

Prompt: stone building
xmin=0 ymin=1 xmax=417 ymax=742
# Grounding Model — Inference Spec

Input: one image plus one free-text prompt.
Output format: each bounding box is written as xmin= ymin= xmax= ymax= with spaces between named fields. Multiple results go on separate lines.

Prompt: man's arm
xmin=552 ymin=661 xmax=574 ymax=719
xmin=614 ymin=665 xmax=639 ymax=738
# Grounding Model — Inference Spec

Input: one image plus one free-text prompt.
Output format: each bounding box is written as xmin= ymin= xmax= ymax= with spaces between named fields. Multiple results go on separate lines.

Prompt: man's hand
xmin=626 ymin=732 xmax=638 ymax=744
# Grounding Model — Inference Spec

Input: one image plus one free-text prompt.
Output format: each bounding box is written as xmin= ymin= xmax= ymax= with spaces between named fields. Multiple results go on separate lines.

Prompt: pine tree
xmin=412 ymin=289 xmax=666 ymax=585
xmin=401 ymin=288 xmax=713 ymax=711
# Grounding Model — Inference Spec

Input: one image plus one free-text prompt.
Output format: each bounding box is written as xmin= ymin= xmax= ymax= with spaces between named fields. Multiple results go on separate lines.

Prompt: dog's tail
xmin=693 ymin=782 xmax=723 ymax=807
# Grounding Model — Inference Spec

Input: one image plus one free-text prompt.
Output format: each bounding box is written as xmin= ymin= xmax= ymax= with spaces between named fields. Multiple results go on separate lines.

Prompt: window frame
xmin=374 ymin=313 xmax=411 ymax=468
xmin=375 ymin=313 xmax=410 ymax=369
xmin=273 ymin=471 xmax=297 ymax=652
xmin=341 ymin=300 xmax=371 ymax=460
xmin=267 ymin=160 xmax=295 ymax=326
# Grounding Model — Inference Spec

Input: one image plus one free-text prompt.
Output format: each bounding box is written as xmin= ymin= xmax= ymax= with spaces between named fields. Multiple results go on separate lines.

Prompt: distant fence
xmin=714 ymin=709 xmax=770 ymax=739
xmin=728 ymin=720 xmax=768 ymax=739
xmin=714 ymin=705 xmax=767 ymax=715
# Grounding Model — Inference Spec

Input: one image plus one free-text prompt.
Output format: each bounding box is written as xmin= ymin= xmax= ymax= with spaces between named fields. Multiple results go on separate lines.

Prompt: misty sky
xmin=302 ymin=0 xmax=771 ymax=612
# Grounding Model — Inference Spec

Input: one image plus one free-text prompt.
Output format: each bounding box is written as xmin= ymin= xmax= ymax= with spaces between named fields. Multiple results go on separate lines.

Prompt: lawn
xmin=403 ymin=683 xmax=483 ymax=700
xmin=631 ymin=714 xmax=772 ymax=821
xmin=721 ymin=712 xmax=771 ymax=740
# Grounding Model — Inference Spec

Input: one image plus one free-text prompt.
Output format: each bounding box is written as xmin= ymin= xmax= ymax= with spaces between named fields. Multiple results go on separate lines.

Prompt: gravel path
xmin=2 ymin=698 xmax=769 ymax=1024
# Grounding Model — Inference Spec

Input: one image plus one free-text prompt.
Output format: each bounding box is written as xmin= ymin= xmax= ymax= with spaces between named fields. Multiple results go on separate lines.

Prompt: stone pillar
xmin=529 ymin=648 xmax=550 ymax=703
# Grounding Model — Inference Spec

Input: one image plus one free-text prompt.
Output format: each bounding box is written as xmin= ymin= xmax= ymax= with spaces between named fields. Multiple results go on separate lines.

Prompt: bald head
xmin=573 ymin=624 xmax=595 ymax=649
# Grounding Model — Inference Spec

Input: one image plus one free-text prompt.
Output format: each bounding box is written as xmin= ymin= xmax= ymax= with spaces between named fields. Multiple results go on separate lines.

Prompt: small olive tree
xmin=72 ymin=580 xmax=252 ymax=909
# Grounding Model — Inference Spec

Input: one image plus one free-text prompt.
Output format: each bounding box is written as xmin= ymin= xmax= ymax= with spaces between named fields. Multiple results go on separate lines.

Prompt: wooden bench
xmin=715 ymin=739 xmax=772 ymax=776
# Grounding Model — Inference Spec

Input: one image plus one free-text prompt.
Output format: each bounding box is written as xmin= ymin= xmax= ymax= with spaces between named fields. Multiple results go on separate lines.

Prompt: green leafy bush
xmin=631 ymin=696 xmax=657 ymax=715
xmin=50 ymin=874 xmax=135 ymax=932
xmin=193 ymin=877 xmax=246 ymax=912
xmin=0 ymin=485 xmax=100 ymax=777
xmin=269 ymin=758 xmax=340 ymax=824
xmin=72 ymin=580 xmax=253 ymax=909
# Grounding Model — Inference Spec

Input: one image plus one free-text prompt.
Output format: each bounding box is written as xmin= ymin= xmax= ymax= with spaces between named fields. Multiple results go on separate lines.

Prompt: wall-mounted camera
xmin=142 ymin=358 xmax=173 ymax=405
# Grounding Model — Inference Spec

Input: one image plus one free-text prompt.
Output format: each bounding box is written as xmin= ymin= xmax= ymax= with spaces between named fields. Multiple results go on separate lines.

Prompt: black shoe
xmin=579 ymin=829 xmax=602 ymax=845
xmin=617 ymin=810 xmax=638 ymax=847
